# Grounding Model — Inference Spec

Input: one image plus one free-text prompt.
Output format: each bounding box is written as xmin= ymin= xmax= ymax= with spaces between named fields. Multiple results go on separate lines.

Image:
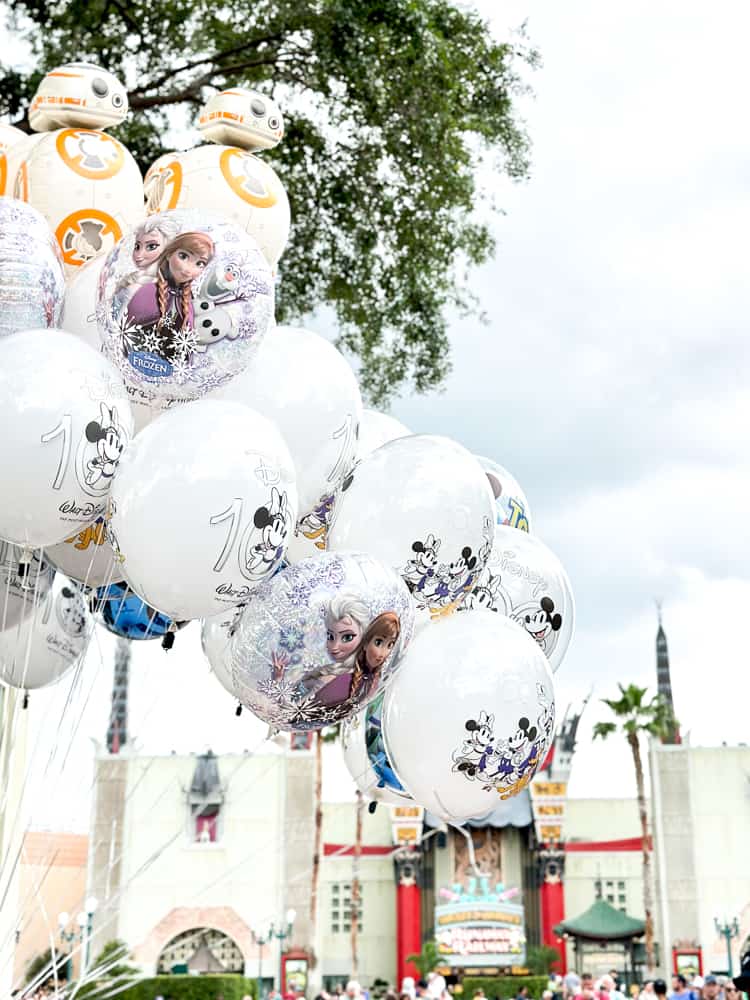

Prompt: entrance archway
xmin=157 ymin=926 xmax=244 ymax=974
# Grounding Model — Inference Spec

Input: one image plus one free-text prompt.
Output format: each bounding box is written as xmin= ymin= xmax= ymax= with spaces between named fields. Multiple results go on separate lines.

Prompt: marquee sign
xmin=389 ymin=804 xmax=424 ymax=846
xmin=530 ymin=779 xmax=567 ymax=844
xmin=435 ymin=887 xmax=526 ymax=967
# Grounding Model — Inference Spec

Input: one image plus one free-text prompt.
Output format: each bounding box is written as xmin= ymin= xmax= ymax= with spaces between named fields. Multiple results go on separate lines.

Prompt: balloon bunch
xmin=0 ymin=66 xmax=574 ymax=825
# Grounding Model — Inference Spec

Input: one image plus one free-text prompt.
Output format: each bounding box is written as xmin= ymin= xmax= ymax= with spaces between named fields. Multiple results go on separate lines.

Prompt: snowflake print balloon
xmin=96 ymin=209 xmax=274 ymax=417
xmin=230 ymin=552 xmax=415 ymax=731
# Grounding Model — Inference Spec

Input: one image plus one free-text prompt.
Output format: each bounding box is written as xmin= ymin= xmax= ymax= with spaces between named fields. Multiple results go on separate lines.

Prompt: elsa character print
xmin=313 ymin=610 xmax=401 ymax=710
xmin=112 ymin=216 xmax=181 ymax=317
xmin=125 ymin=231 xmax=215 ymax=360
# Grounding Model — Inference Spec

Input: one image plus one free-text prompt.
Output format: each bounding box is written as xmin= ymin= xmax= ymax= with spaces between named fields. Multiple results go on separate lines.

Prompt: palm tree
xmin=592 ymin=683 xmax=675 ymax=972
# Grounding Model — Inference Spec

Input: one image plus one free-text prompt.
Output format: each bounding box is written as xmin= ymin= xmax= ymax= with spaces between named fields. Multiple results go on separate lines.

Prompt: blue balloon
xmin=365 ymin=694 xmax=405 ymax=792
xmin=93 ymin=582 xmax=184 ymax=641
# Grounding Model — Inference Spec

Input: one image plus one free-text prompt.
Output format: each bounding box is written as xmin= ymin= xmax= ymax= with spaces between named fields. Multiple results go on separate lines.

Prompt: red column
xmin=539 ymin=850 xmax=567 ymax=974
xmin=395 ymin=853 xmax=422 ymax=984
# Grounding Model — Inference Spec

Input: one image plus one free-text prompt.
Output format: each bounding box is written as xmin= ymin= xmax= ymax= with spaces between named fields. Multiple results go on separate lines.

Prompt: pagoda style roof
xmin=554 ymin=898 xmax=645 ymax=941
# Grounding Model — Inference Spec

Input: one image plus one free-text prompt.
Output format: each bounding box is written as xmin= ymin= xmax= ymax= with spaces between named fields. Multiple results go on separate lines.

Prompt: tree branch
xmin=128 ymin=56 xmax=284 ymax=110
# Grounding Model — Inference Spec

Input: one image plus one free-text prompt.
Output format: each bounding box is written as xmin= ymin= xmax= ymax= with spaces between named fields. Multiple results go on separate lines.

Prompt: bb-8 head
xmin=198 ymin=88 xmax=284 ymax=151
xmin=29 ymin=63 xmax=128 ymax=132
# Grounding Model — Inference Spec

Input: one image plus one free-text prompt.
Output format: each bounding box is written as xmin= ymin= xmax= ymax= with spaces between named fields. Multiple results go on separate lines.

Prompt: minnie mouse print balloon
xmin=466 ymin=525 xmax=574 ymax=672
xmin=47 ymin=517 xmax=124 ymax=588
xmin=342 ymin=692 xmax=413 ymax=806
xmin=327 ymin=435 xmax=495 ymax=617
xmin=0 ymin=198 xmax=65 ymax=338
xmin=382 ymin=611 xmax=555 ymax=822
xmin=476 ymin=455 xmax=532 ymax=533
xmin=0 ymin=329 xmax=134 ymax=547
xmin=97 ymin=210 xmax=274 ymax=415
xmin=0 ymin=573 xmax=91 ymax=690
xmin=230 ymin=552 xmax=415 ymax=731
xmin=108 ymin=399 xmax=297 ymax=621
xmin=0 ymin=541 xmax=56 ymax=632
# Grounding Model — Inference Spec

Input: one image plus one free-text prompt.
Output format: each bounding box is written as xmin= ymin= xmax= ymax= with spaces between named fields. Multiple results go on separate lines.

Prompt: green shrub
xmin=117 ymin=974 xmax=257 ymax=1000
xmin=461 ymin=975 xmax=549 ymax=1000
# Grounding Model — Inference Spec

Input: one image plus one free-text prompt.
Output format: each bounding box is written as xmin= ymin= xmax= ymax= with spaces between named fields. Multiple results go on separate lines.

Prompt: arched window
xmin=157 ymin=927 xmax=244 ymax=974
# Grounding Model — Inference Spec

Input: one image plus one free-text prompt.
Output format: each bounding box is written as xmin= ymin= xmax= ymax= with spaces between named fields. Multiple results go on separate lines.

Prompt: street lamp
xmin=715 ymin=916 xmax=740 ymax=976
xmin=251 ymin=909 xmax=296 ymax=1000
xmin=58 ymin=896 xmax=98 ymax=982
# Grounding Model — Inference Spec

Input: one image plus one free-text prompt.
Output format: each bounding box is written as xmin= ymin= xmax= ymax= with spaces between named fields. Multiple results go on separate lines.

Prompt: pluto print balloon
xmin=230 ymin=552 xmax=415 ymax=731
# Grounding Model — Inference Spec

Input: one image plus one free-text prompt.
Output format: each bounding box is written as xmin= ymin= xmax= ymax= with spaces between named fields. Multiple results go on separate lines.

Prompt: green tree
xmin=74 ymin=938 xmax=140 ymax=997
xmin=1 ymin=0 xmax=537 ymax=400
xmin=406 ymin=939 xmax=441 ymax=978
xmin=592 ymin=683 xmax=675 ymax=973
xmin=525 ymin=943 xmax=562 ymax=975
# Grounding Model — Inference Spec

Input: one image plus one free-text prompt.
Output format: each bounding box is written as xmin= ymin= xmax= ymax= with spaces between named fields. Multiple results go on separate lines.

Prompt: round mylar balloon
xmin=382 ymin=612 xmax=555 ymax=822
xmin=0 ymin=198 xmax=65 ymax=338
xmin=327 ymin=435 xmax=495 ymax=616
xmin=61 ymin=253 xmax=106 ymax=353
xmin=47 ymin=517 xmax=124 ymax=588
xmin=476 ymin=455 xmax=532 ymax=532
xmin=97 ymin=210 xmax=274 ymax=412
xmin=466 ymin=525 xmax=574 ymax=671
xmin=0 ymin=329 xmax=134 ymax=547
xmin=0 ymin=574 xmax=91 ymax=690
xmin=0 ymin=541 xmax=56 ymax=632
xmin=342 ymin=693 xmax=413 ymax=805
xmin=357 ymin=409 xmax=410 ymax=460
xmin=14 ymin=128 xmax=144 ymax=273
xmin=108 ymin=399 xmax=297 ymax=620
xmin=202 ymin=604 xmax=243 ymax=698
xmin=145 ymin=145 xmax=290 ymax=271
xmin=215 ymin=325 xmax=362 ymax=549
xmin=92 ymin=582 xmax=183 ymax=640
xmin=230 ymin=552 xmax=415 ymax=731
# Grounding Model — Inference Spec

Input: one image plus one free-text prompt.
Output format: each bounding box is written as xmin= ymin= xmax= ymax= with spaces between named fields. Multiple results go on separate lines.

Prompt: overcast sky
xmin=16 ymin=0 xmax=750 ymax=839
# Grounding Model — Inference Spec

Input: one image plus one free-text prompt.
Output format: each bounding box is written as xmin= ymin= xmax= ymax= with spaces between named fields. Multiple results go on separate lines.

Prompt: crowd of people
xmin=546 ymin=970 xmax=748 ymax=1000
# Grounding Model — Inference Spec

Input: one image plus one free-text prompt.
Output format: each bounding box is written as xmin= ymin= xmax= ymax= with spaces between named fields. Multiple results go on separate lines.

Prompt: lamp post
xmin=58 ymin=896 xmax=98 ymax=983
xmin=715 ymin=916 xmax=740 ymax=976
xmin=251 ymin=909 xmax=296 ymax=1000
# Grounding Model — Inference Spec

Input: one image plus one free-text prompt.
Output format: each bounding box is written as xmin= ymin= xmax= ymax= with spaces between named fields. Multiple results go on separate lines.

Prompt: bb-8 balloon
xmin=198 ymin=88 xmax=284 ymax=151
xmin=29 ymin=63 xmax=128 ymax=132
xmin=0 ymin=124 xmax=28 ymax=196
xmin=145 ymin=145 xmax=290 ymax=271
xmin=15 ymin=128 xmax=144 ymax=274
xmin=3 ymin=132 xmax=45 ymax=199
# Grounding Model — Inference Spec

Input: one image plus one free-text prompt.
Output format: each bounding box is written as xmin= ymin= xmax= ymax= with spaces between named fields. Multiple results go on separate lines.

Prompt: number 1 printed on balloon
xmin=41 ymin=414 xmax=72 ymax=490
xmin=210 ymin=498 xmax=243 ymax=573
xmin=328 ymin=413 xmax=357 ymax=485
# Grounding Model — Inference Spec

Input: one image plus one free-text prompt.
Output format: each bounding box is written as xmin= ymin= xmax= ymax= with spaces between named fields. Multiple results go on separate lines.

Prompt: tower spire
xmin=655 ymin=602 xmax=680 ymax=744
xmin=106 ymin=636 xmax=130 ymax=753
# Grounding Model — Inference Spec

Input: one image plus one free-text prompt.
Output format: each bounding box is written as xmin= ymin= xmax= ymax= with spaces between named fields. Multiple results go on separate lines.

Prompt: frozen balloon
xmin=97 ymin=210 xmax=274 ymax=414
xmin=93 ymin=582 xmax=182 ymax=640
xmin=342 ymin=692 xmax=413 ymax=805
xmin=382 ymin=612 xmax=555 ymax=822
xmin=466 ymin=525 xmax=574 ymax=671
xmin=327 ymin=435 xmax=495 ymax=616
xmin=230 ymin=552 xmax=415 ymax=731
xmin=0 ymin=198 xmax=65 ymax=338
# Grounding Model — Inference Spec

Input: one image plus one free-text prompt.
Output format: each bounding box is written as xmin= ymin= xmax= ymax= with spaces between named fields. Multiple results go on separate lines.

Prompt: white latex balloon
xmin=3 ymin=133 xmax=44 ymax=199
xmin=61 ymin=254 xmax=106 ymax=352
xmin=46 ymin=516 xmax=124 ymax=588
xmin=0 ymin=329 xmax=134 ymax=547
xmin=466 ymin=525 xmax=574 ymax=672
xmin=357 ymin=409 xmax=410 ymax=459
xmin=14 ymin=128 xmax=144 ymax=274
xmin=201 ymin=604 xmax=243 ymax=698
xmin=382 ymin=612 xmax=555 ymax=822
xmin=342 ymin=694 xmax=413 ymax=806
xmin=109 ymin=399 xmax=297 ymax=620
xmin=215 ymin=324 xmax=362 ymax=540
xmin=0 ymin=541 xmax=56 ymax=632
xmin=327 ymin=435 xmax=495 ymax=615
xmin=476 ymin=455 xmax=532 ymax=532
xmin=0 ymin=573 xmax=91 ymax=690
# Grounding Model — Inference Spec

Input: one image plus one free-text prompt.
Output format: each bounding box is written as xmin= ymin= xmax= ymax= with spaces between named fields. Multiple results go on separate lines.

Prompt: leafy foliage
xmin=115 ymin=975 xmax=257 ymax=999
xmin=525 ymin=943 xmax=563 ymax=974
xmin=73 ymin=938 xmax=140 ymax=997
xmin=461 ymin=975 xmax=549 ymax=999
xmin=592 ymin=683 xmax=677 ymax=743
xmin=2 ymin=0 xmax=537 ymax=400
xmin=406 ymin=939 xmax=442 ymax=977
